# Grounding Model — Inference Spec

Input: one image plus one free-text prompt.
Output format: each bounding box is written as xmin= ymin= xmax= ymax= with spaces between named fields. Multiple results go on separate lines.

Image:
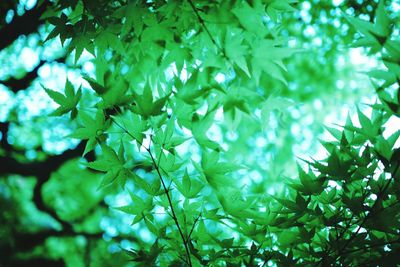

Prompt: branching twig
xmin=186 ymin=212 xmax=201 ymax=243
xmin=111 ymin=117 xmax=193 ymax=266
xmin=340 ymin=237 xmax=400 ymax=255
xmin=187 ymin=0 xmax=226 ymax=58
xmin=147 ymin=149 xmax=192 ymax=266
xmin=333 ymin=162 xmax=399 ymax=262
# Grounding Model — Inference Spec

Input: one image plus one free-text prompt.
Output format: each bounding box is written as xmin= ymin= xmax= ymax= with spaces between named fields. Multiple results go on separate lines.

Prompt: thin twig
xmin=147 ymin=149 xmax=192 ymax=266
xmin=261 ymin=251 xmax=273 ymax=267
xmin=187 ymin=0 xmax=226 ymax=58
xmin=111 ymin=117 xmax=193 ymax=266
xmin=334 ymin=162 xmax=399 ymax=262
xmin=187 ymin=212 xmax=202 ymax=243
xmin=341 ymin=237 xmax=400 ymax=255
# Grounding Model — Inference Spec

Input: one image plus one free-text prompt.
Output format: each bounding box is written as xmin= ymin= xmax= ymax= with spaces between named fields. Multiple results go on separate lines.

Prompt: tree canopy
xmin=0 ymin=0 xmax=399 ymax=266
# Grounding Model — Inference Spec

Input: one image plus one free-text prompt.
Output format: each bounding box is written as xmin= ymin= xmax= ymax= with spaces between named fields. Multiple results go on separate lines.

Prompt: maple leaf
xmin=174 ymin=169 xmax=204 ymax=199
xmin=224 ymin=28 xmax=250 ymax=77
xmin=196 ymin=150 xmax=242 ymax=190
xmin=68 ymin=35 xmax=93 ymax=63
xmin=43 ymin=79 xmax=82 ymax=119
xmin=131 ymin=81 xmax=171 ymax=118
xmin=114 ymin=189 xmax=154 ymax=225
xmin=86 ymin=143 xmax=132 ymax=189
xmin=69 ymin=109 xmax=110 ymax=155
xmin=191 ymin=108 xmax=220 ymax=150
xmin=45 ymin=13 xmax=72 ymax=44
xmin=84 ymin=75 xmax=134 ymax=109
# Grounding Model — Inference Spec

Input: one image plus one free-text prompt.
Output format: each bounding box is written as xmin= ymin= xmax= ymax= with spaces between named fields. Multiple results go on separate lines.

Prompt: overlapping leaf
xmin=69 ymin=109 xmax=110 ymax=155
xmin=43 ymin=79 xmax=81 ymax=118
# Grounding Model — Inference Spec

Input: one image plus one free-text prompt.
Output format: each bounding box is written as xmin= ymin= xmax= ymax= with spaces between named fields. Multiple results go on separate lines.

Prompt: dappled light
xmin=0 ymin=0 xmax=399 ymax=266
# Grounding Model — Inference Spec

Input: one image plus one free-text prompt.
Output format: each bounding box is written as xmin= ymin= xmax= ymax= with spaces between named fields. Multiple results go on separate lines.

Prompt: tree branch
xmin=0 ymin=122 xmax=12 ymax=151
xmin=1 ymin=56 xmax=66 ymax=93
xmin=1 ymin=229 xmax=101 ymax=267
xmin=340 ymin=237 xmax=400 ymax=255
xmin=0 ymin=141 xmax=92 ymax=177
xmin=0 ymin=0 xmax=50 ymax=51
xmin=13 ymin=229 xmax=103 ymax=252
xmin=6 ymin=258 xmax=65 ymax=267
xmin=1 ymin=141 xmax=95 ymax=232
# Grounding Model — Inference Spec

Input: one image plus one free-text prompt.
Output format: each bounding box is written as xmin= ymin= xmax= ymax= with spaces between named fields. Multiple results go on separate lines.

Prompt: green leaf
xmin=175 ymin=170 xmax=204 ymax=199
xmin=43 ymin=79 xmax=82 ymax=118
xmin=251 ymin=39 xmax=295 ymax=85
xmin=367 ymin=70 xmax=397 ymax=87
xmin=114 ymin=191 xmax=154 ymax=225
xmin=224 ymin=29 xmax=250 ymax=77
xmin=296 ymin=165 xmax=324 ymax=195
xmin=375 ymin=0 xmax=391 ymax=37
xmin=342 ymin=193 xmax=367 ymax=215
xmin=191 ymin=110 xmax=220 ymax=150
xmin=231 ymin=2 xmax=267 ymax=36
xmin=357 ymin=107 xmax=375 ymax=136
xmin=69 ymin=109 xmax=110 ymax=155
xmin=325 ymin=126 xmax=342 ymax=141
xmin=266 ymin=0 xmax=296 ymax=21
xmin=375 ymin=136 xmax=393 ymax=161
xmin=131 ymin=81 xmax=171 ymax=118
xmin=111 ymin=111 xmax=147 ymax=145
xmin=273 ymin=196 xmax=300 ymax=212
xmin=86 ymin=144 xmax=131 ymax=189
xmin=318 ymin=188 xmax=339 ymax=205
xmin=134 ymin=175 xmax=163 ymax=196
xmin=277 ymin=228 xmax=301 ymax=246
xmin=83 ymin=76 xmax=107 ymax=95
xmin=200 ymin=150 xmax=242 ymax=190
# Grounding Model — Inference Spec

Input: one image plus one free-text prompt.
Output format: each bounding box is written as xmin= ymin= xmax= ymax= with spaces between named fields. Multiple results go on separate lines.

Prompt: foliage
xmin=0 ymin=0 xmax=399 ymax=266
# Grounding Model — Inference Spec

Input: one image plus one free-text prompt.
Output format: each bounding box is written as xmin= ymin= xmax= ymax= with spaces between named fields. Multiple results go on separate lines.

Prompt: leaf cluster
xmin=42 ymin=0 xmax=400 ymax=266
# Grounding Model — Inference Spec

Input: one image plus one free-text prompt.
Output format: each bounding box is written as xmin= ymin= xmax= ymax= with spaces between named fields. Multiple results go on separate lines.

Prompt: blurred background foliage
xmin=0 ymin=0 xmax=398 ymax=266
